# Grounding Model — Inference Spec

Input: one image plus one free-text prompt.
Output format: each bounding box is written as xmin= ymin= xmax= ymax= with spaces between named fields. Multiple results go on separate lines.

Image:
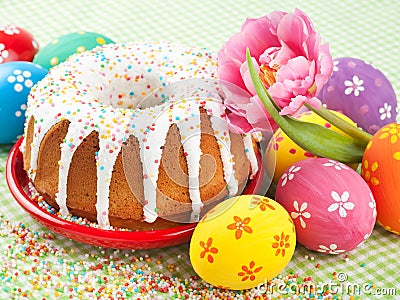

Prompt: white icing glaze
xmin=203 ymin=100 xmax=238 ymax=196
xmin=172 ymin=101 xmax=203 ymax=222
xmin=24 ymin=42 xmax=257 ymax=228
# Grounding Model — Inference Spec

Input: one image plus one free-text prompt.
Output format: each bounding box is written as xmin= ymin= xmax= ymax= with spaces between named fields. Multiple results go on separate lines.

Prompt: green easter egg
xmin=33 ymin=31 xmax=114 ymax=69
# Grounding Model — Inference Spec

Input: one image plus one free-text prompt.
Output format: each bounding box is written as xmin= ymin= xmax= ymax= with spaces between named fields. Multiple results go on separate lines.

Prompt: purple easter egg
xmin=319 ymin=57 xmax=397 ymax=134
xmin=275 ymin=158 xmax=376 ymax=254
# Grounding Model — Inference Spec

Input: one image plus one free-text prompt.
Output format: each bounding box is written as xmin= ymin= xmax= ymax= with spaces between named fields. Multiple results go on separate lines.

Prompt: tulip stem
xmin=305 ymin=103 xmax=372 ymax=146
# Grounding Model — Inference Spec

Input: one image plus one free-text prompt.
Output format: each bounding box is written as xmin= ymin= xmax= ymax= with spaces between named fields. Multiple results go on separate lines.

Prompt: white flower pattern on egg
xmin=15 ymin=104 xmax=27 ymax=118
xmin=32 ymin=39 xmax=39 ymax=50
xmin=327 ymin=191 xmax=355 ymax=218
xmin=344 ymin=75 xmax=364 ymax=96
xmin=369 ymin=193 xmax=377 ymax=218
xmin=7 ymin=69 xmax=33 ymax=92
xmin=281 ymin=165 xmax=301 ymax=187
xmin=323 ymin=159 xmax=349 ymax=171
xmin=378 ymin=103 xmax=392 ymax=121
xmin=317 ymin=243 xmax=345 ymax=254
xmin=333 ymin=60 xmax=339 ymax=72
xmin=0 ymin=43 xmax=9 ymax=63
xmin=291 ymin=201 xmax=311 ymax=229
xmin=0 ymin=25 xmax=20 ymax=35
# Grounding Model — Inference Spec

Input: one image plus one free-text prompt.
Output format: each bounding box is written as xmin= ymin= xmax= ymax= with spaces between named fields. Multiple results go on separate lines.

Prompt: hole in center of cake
xmin=97 ymin=73 xmax=165 ymax=109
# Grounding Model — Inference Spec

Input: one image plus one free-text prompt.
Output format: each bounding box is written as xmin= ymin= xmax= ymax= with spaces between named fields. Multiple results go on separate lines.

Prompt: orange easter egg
xmin=361 ymin=123 xmax=400 ymax=234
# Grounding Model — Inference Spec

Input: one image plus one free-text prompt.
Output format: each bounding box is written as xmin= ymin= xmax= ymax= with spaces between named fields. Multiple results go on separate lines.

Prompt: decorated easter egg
xmin=0 ymin=62 xmax=48 ymax=144
xmin=190 ymin=195 xmax=295 ymax=290
xmin=0 ymin=24 xmax=39 ymax=63
xmin=275 ymin=158 xmax=376 ymax=254
xmin=33 ymin=31 xmax=114 ymax=69
xmin=319 ymin=57 xmax=397 ymax=134
xmin=265 ymin=110 xmax=357 ymax=184
xmin=361 ymin=123 xmax=400 ymax=234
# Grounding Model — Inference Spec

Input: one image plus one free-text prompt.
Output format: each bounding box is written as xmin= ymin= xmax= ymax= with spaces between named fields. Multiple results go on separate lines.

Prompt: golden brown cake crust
xmin=25 ymin=108 xmax=252 ymax=230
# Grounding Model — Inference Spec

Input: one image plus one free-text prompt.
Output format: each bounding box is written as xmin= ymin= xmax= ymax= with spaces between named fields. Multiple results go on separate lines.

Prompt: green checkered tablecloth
xmin=1 ymin=1 xmax=399 ymax=299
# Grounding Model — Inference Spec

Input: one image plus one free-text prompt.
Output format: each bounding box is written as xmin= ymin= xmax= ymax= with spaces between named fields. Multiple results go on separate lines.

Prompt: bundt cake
xmin=21 ymin=42 xmax=258 ymax=230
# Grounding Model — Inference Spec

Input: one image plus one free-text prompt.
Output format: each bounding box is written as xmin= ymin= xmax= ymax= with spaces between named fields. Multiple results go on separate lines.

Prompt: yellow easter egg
xmin=265 ymin=110 xmax=357 ymax=184
xmin=189 ymin=195 xmax=295 ymax=290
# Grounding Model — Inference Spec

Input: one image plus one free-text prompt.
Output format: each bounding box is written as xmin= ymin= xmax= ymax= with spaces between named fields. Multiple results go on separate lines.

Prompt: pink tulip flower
xmin=218 ymin=8 xmax=333 ymax=132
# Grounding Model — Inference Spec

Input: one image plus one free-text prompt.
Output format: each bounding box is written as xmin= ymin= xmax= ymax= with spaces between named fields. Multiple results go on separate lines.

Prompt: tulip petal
xmin=218 ymin=48 xmax=246 ymax=90
xmin=240 ymin=58 xmax=259 ymax=95
xmin=218 ymin=8 xmax=336 ymax=136
xmin=277 ymin=12 xmax=310 ymax=57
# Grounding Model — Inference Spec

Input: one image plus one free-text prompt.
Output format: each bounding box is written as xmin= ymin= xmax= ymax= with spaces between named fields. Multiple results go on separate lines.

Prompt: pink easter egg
xmin=275 ymin=158 xmax=376 ymax=254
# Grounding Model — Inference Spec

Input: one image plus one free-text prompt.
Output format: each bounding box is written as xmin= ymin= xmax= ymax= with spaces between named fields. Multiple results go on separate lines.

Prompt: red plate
xmin=6 ymin=138 xmax=264 ymax=249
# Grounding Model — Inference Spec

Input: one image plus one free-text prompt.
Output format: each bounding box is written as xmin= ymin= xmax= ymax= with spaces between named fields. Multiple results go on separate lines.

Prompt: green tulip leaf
xmin=246 ymin=48 xmax=367 ymax=164
xmin=305 ymin=103 xmax=372 ymax=145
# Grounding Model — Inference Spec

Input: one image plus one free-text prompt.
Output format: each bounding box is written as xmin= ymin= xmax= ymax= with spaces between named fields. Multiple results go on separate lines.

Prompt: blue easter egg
xmin=0 ymin=61 xmax=48 ymax=144
xmin=319 ymin=57 xmax=398 ymax=134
